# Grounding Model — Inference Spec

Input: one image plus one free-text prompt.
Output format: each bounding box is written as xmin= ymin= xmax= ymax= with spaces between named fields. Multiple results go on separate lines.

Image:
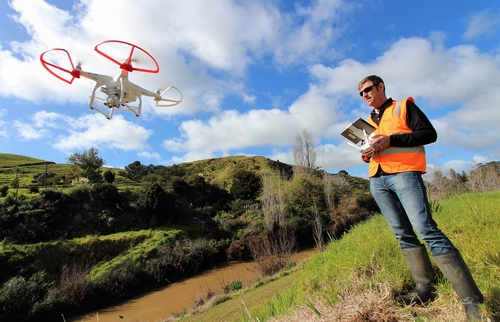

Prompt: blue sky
xmin=1 ymin=0 xmax=499 ymax=179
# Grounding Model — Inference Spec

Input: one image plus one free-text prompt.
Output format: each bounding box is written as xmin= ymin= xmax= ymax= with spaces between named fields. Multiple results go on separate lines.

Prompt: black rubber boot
xmin=434 ymin=251 xmax=486 ymax=321
xmin=395 ymin=245 xmax=435 ymax=305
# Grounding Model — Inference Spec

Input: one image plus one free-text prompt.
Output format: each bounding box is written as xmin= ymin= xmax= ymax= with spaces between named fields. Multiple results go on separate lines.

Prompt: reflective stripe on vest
xmin=374 ymin=146 xmax=425 ymax=157
xmin=393 ymin=100 xmax=401 ymax=116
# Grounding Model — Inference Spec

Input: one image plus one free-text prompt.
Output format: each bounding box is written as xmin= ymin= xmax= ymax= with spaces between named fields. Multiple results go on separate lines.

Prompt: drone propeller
xmin=95 ymin=40 xmax=159 ymax=74
xmin=154 ymin=85 xmax=183 ymax=107
xmin=40 ymin=48 xmax=81 ymax=84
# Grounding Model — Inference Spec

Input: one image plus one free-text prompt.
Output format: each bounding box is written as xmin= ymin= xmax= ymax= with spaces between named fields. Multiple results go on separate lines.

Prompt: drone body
xmin=40 ymin=40 xmax=182 ymax=119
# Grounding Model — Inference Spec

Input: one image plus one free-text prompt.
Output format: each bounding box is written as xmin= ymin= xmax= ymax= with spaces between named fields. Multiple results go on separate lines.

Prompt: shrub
xmin=103 ymin=170 xmax=115 ymax=184
xmin=328 ymin=197 xmax=371 ymax=237
xmin=145 ymin=238 xmax=219 ymax=282
xmin=0 ymin=185 xmax=9 ymax=197
xmin=229 ymin=280 xmax=243 ymax=292
xmin=57 ymin=262 xmax=91 ymax=305
xmin=68 ymin=186 xmax=91 ymax=204
xmin=0 ymin=272 xmax=53 ymax=321
xmin=90 ymin=183 xmax=121 ymax=209
xmin=230 ymin=169 xmax=261 ymax=200
xmin=40 ymin=189 xmax=65 ymax=201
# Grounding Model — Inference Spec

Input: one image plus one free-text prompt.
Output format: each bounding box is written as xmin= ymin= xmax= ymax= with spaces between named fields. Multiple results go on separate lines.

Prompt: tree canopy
xmin=66 ymin=148 xmax=105 ymax=183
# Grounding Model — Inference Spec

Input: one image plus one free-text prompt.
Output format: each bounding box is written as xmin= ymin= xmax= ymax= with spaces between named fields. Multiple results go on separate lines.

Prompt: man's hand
xmin=369 ymin=134 xmax=390 ymax=151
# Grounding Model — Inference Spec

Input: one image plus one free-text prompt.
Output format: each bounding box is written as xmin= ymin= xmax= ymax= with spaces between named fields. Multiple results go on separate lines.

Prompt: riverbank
xmin=71 ymin=250 xmax=315 ymax=322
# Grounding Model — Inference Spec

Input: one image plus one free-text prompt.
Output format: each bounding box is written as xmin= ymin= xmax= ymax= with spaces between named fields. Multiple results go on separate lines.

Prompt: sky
xmin=0 ymin=0 xmax=499 ymax=179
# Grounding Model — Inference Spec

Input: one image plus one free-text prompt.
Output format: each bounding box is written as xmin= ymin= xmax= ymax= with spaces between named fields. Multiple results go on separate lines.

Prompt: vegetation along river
xmin=71 ymin=249 xmax=315 ymax=322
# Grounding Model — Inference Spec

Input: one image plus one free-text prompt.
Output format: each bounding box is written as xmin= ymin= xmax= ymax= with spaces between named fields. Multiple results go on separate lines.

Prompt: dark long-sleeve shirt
xmin=369 ymin=98 xmax=437 ymax=147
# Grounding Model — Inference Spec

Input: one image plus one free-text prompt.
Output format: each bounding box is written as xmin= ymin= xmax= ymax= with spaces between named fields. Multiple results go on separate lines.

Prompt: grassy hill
xmin=175 ymin=191 xmax=500 ymax=321
xmin=0 ymin=153 xmax=288 ymax=187
xmin=0 ymin=152 xmax=369 ymax=197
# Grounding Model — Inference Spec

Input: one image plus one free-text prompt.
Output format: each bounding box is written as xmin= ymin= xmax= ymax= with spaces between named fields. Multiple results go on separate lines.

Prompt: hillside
xmin=175 ymin=191 xmax=500 ymax=321
xmin=0 ymin=152 xmax=375 ymax=322
xmin=0 ymin=152 xmax=369 ymax=197
xmin=2 ymin=153 xmax=498 ymax=321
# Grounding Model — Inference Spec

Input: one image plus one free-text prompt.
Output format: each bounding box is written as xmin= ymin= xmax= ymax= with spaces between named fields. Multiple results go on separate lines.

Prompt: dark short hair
xmin=358 ymin=75 xmax=384 ymax=90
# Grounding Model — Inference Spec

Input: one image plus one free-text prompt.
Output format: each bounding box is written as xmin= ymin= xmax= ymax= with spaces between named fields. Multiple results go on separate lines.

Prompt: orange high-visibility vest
xmin=367 ymin=98 xmax=427 ymax=177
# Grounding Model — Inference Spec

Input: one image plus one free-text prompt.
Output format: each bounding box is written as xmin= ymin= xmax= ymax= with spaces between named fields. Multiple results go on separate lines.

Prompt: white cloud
xmin=162 ymin=85 xmax=340 ymax=163
xmin=159 ymin=34 xmax=500 ymax=167
xmin=463 ymin=9 xmax=500 ymax=40
xmin=138 ymin=151 xmax=162 ymax=164
xmin=273 ymin=0 xmax=351 ymax=65
xmin=5 ymin=108 xmax=152 ymax=154
xmin=13 ymin=120 xmax=49 ymax=140
xmin=47 ymin=113 xmax=153 ymax=153
xmin=11 ymin=111 xmax=67 ymax=140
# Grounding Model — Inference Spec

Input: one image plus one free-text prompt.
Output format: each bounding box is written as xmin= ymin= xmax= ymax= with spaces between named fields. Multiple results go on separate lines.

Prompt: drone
xmin=40 ymin=40 xmax=182 ymax=119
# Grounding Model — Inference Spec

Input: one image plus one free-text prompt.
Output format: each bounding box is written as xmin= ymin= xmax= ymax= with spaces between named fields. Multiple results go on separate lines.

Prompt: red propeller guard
xmin=40 ymin=48 xmax=80 ymax=84
xmin=94 ymin=40 xmax=159 ymax=73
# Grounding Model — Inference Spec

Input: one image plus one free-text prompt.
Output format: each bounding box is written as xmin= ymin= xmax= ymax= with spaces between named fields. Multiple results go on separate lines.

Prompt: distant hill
xmin=0 ymin=153 xmax=67 ymax=188
xmin=0 ymin=153 xmax=50 ymax=167
xmin=0 ymin=153 xmax=369 ymax=198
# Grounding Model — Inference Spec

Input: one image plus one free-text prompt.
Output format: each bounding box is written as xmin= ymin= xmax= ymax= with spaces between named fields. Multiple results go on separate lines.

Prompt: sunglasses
xmin=359 ymin=83 xmax=379 ymax=96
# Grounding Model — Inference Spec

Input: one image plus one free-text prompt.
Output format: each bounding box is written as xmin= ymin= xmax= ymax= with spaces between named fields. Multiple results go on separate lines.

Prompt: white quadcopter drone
xmin=40 ymin=40 xmax=182 ymax=119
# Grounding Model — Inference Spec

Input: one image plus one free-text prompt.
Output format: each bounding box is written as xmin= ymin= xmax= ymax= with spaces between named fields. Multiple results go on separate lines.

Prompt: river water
xmin=70 ymin=249 xmax=315 ymax=322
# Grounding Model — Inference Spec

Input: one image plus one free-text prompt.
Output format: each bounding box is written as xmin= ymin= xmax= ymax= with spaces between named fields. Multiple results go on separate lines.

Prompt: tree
xmin=103 ymin=170 xmax=116 ymax=184
xmin=67 ymin=148 xmax=105 ymax=184
xmin=90 ymin=183 xmax=121 ymax=209
xmin=293 ymin=128 xmax=317 ymax=177
xmin=123 ymin=161 xmax=148 ymax=182
xmin=468 ymin=162 xmax=500 ymax=192
xmin=230 ymin=169 xmax=261 ymax=200
xmin=260 ymin=174 xmax=295 ymax=255
xmin=139 ymin=182 xmax=178 ymax=225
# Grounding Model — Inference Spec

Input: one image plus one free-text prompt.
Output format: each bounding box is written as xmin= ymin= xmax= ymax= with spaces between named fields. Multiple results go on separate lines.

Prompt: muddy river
xmin=70 ymin=249 xmax=315 ymax=322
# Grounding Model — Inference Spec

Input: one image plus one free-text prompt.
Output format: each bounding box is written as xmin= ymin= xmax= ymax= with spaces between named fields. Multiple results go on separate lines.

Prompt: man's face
xmin=359 ymin=81 xmax=386 ymax=108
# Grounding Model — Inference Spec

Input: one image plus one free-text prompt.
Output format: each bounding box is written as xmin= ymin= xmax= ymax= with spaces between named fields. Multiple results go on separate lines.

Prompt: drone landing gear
xmin=89 ymin=90 xmax=143 ymax=119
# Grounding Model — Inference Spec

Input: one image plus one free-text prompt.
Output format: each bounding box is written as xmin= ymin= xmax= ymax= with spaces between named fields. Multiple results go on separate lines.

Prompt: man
xmin=358 ymin=75 xmax=486 ymax=321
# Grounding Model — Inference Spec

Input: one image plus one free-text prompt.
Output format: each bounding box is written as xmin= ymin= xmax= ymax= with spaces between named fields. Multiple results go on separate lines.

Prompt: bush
xmin=145 ymin=238 xmax=220 ymax=282
xmin=68 ymin=186 xmax=91 ymax=204
xmin=328 ymin=197 xmax=371 ymax=237
xmin=0 ymin=185 xmax=9 ymax=197
xmin=90 ymin=183 xmax=121 ymax=209
xmin=40 ymin=189 xmax=65 ymax=201
xmin=0 ymin=272 xmax=53 ymax=321
xmin=230 ymin=169 xmax=261 ymax=200
xmin=103 ymin=170 xmax=115 ymax=184
xmin=229 ymin=280 xmax=243 ymax=292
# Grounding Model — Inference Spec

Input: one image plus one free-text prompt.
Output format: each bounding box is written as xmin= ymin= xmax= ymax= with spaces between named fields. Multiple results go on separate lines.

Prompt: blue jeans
xmin=370 ymin=171 xmax=457 ymax=256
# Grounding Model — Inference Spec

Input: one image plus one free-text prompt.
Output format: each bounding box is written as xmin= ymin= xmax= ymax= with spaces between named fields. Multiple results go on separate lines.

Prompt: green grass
xmin=0 ymin=153 xmax=140 ymax=196
xmin=177 ymin=191 xmax=500 ymax=321
xmin=89 ymin=229 xmax=187 ymax=280
xmin=0 ymin=229 xmax=187 ymax=283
